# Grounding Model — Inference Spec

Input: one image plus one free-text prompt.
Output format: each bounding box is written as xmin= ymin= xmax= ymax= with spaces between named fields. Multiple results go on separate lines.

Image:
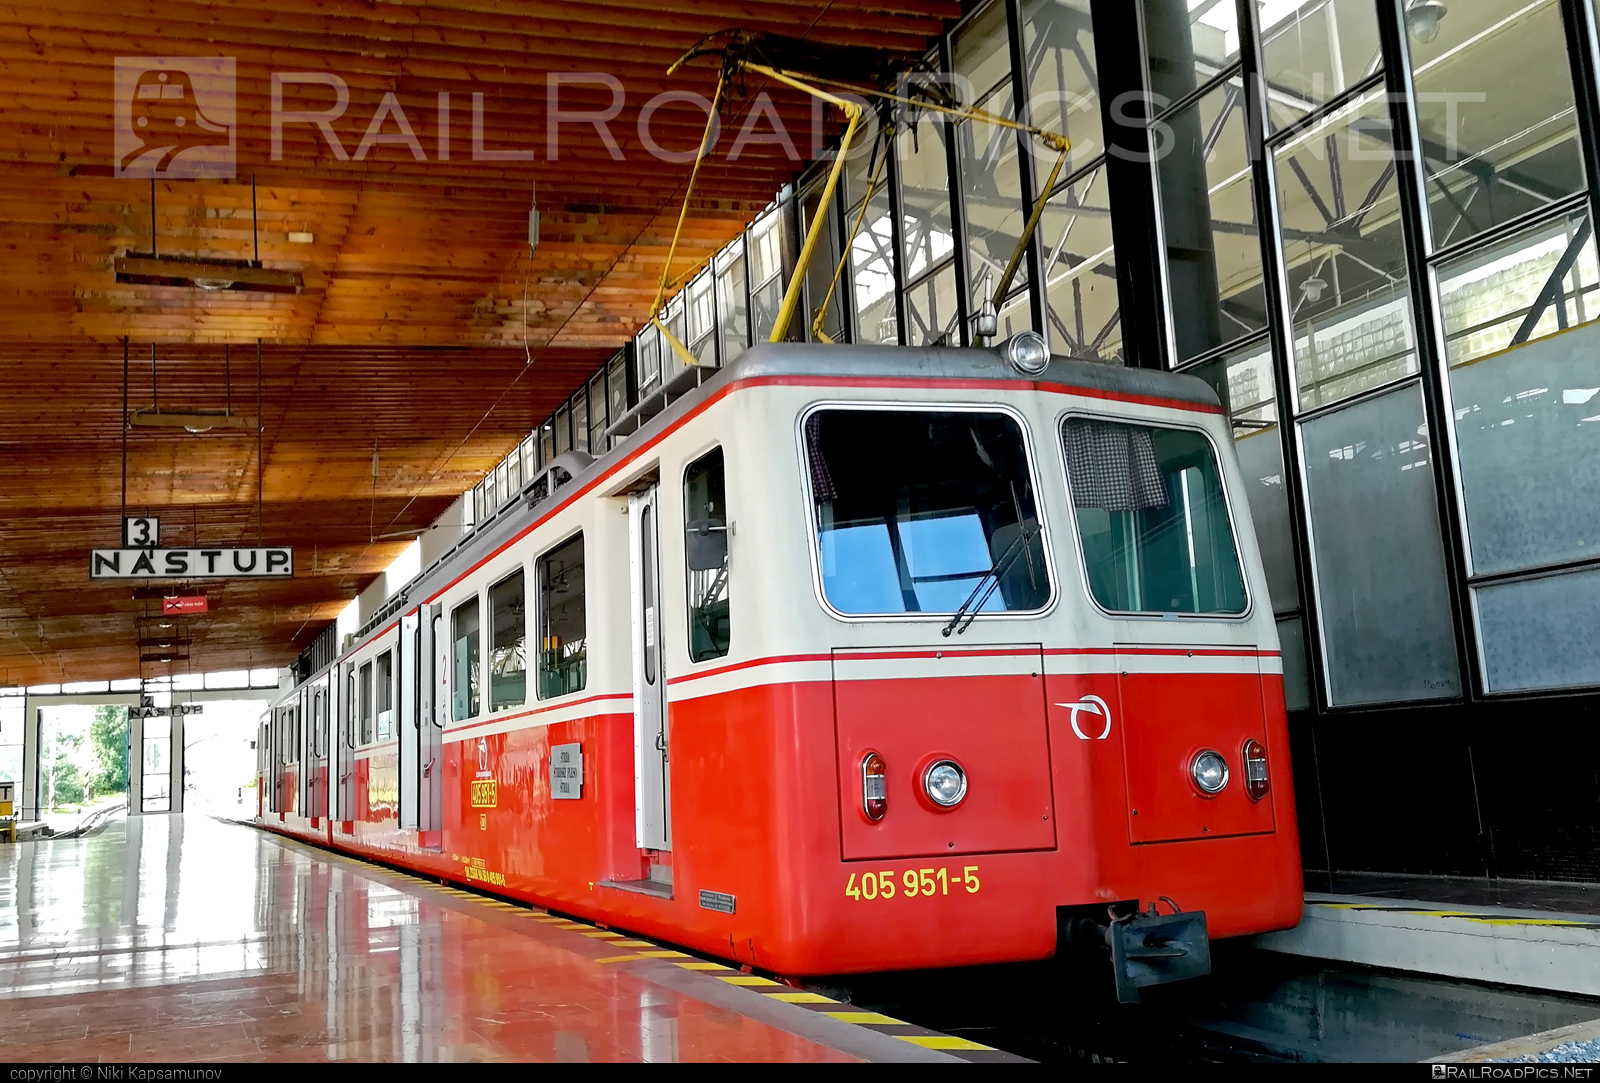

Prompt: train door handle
xmin=422 ymin=758 xmax=434 ymax=777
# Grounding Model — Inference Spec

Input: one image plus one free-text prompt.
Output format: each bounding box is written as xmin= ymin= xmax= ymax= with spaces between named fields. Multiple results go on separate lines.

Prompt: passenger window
xmin=452 ymin=596 xmax=482 ymax=720
xmin=803 ymin=409 xmax=1050 ymax=615
xmin=538 ymin=534 xmax=587 ymax=698
xmin=684 ymin=448 xmax=731 ymax=661
xmin=358 ymin=661 xmax=373 ymax=744
xmin=1061 ymin=417 xmax=1247 ymax=615
xmin=345 ymin=669 xmax=356 ymax=747
xmin=376 ymin=651 xmax=394 ymax=739
xmin=490 ymin=570 xmax=527 ymax=710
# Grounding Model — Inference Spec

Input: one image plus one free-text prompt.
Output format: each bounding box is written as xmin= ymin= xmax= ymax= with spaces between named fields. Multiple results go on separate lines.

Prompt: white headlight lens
xmin=923 ymin=760 xmax=968 ymax=807
xmin=1191 ymin=750 xmax=1229 ymax=795
xmin=1002 ymin=331 xmax=1050 ymax=376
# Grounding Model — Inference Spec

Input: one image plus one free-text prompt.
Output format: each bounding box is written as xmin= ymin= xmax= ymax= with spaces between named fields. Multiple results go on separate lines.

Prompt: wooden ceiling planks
xmin=0 ymin=0 xmax=956 ymax=684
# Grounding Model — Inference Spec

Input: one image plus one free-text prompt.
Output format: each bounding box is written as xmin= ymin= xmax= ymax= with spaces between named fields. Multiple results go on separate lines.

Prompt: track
xmin=820 ymin=944 xmax=1600 ymax=1063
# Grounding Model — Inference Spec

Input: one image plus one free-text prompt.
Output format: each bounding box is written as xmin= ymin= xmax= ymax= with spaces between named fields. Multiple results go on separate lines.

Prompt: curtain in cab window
xmin=804 ymin=410 xmax=1049 ymax=615
xmin=1062 ymin=418 xmax=1246 ymax=615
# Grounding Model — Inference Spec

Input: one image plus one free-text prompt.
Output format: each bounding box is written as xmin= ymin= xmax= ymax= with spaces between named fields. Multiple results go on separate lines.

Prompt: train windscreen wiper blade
xmin=941 ymin=523 xmax=1038 ymax=637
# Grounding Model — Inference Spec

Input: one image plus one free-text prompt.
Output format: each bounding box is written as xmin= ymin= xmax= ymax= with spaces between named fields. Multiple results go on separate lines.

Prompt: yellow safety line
xmin=897 ymin=1035 xmax=994 ymax=1051
xmin=765 ymin=991 xmax=836 ymax=1004
xmin=823 ymin=1011 xmax=904 ymax=1025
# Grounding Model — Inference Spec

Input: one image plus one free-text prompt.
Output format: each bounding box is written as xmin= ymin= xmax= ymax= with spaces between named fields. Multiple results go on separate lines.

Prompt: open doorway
xmin=38 ymin=705 xmax=129 ymax=828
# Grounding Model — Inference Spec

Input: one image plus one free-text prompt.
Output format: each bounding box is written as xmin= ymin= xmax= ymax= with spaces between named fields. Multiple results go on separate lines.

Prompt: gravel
xmin=1500 ymin=1037 xmax=1600 ymax=1063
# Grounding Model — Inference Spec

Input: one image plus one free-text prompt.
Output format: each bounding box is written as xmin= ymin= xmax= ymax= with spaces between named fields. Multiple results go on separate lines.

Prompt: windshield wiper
xmin=941 ymin=522 xmax=1038 ymax=637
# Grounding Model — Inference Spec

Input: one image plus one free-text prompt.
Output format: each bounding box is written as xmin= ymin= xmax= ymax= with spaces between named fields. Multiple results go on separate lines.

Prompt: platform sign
xmin=124 ymin=516 xmax=159 ymax=548
xmin=89 ymin=547 xmax=292 ymax=579
xmin=162 ymin=595 xmax=209 ymax=614
xmin=550 ymin=743 xmax=583 ymax=799
xmin=130 ymin=703 xmax=203 ymax=719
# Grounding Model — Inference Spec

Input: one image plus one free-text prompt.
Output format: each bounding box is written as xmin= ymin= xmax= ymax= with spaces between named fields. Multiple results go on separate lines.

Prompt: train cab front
xmin=786 ymin=354 xmax=1302 ymax=992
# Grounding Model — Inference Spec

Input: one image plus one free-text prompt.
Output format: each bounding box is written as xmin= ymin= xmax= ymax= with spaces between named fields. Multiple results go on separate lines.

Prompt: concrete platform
xmin=0 ymin=814 xmax=1019 ymax=1063
xmin=1253 ymin=893 xmax=1600 ymax=998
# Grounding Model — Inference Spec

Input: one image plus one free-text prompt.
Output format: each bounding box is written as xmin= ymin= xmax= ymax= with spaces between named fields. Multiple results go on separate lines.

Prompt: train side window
xmin=1061 ymin=417 xmax=1247 ymax=616
xmin=376 ymin=651 xmax=394 ymax=740
xmin=452 ymin=597 xmax=482 ymax=720
xmin=358 ymin=661 xmax=374 ymax=744
xmin=344 ymin=668 xmax=355 ymax=748
xmin=684 ymin=448 xmax=731 ymax=661
xmin=489 ymin=570 xmax=526 ymax=710
xmin=803 ymin=408 xmax=1051 ymax=616
xmin=538 ymin=534 xmax=587 ymax=698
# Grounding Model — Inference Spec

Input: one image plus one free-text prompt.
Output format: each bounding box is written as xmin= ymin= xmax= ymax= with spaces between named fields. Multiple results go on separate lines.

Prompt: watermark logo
xmin=114 ymin=57 xmax=236 ymax=178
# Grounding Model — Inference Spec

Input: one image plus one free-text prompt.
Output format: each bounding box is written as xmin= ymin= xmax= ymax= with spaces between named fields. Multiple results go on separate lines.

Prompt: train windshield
xmin=804 ymin=408 xmax=1050 ymax=616
xmin=1062 ymin=418 xmax=1247 ymax=616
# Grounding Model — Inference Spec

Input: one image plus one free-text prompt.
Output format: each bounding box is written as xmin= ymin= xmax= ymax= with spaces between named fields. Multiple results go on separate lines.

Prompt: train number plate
xmin=845 ymin=865 xmax=980 ymax=901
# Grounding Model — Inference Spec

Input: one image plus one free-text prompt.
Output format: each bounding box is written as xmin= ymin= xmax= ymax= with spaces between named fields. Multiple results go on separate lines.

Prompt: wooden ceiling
xmin=0 ymin=0 xmax=957 ymax=685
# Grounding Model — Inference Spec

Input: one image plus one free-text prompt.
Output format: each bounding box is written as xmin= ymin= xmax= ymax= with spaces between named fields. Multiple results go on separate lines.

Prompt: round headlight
xmin=1001 ymin=330 xmax=1050 ymax=376
xmin=1191 ymin=750 xmax=1229 ymax=795
xmin=923 ymin=760 xmax=968 ymax=808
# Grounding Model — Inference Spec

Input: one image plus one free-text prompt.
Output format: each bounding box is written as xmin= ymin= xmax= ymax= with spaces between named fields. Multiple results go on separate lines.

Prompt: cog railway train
xmin=255 ymin=336 xmax=1302 ymax=996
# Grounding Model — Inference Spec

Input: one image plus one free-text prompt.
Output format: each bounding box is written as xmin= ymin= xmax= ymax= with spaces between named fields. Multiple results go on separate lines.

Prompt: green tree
xmin=87 ymin=705 xmax=128 ymax=797
xmin=49 ymin=730 xmax=85 ymax=808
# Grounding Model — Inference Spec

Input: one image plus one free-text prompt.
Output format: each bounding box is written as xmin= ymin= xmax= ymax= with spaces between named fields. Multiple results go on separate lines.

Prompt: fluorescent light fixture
xmin=115 ymin=252 xmax=302 ymax=294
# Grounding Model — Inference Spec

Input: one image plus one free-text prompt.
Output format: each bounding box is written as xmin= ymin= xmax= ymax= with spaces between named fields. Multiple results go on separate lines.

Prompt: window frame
xmin=1055 ymin=407 xmax=1254 ymax=623
xmin=375 ymin=649 xmax=394 ymax=740
xmin=683 ymin=445 xmax=732 ymax=664
xmin=358 ymin=659 xmax=374 ymax=745
xmin=488 ymin=566 xmax=528 ymax=713
xmin=451 ymin=593 xmax=483 ymax=721
xmin=536 ymin=529 xmax=589 ymax=701
xmin=795 ymin=400 xmax=1059 ymax=624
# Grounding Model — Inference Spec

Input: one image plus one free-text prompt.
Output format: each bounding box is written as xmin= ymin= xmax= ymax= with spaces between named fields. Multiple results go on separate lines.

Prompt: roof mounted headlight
xmin=1001 ymin=330 xmax=1050 ymax=376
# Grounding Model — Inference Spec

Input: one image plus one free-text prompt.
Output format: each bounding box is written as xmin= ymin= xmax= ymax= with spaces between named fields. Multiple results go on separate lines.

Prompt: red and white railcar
xmin=256 ymin=337 xmax=1302 ymax=990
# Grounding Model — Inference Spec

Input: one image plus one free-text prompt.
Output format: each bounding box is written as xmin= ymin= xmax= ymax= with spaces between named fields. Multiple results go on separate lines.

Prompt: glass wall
xmin=1156 ymin=0 xmax=1600 ymax=709
xmin=449 ymin=0 xmax=1600 ymax=715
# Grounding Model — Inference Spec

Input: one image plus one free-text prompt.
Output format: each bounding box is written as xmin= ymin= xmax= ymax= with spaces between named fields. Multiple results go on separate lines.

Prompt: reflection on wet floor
xmin=0 ymin=815 xmax=854 ymax=1063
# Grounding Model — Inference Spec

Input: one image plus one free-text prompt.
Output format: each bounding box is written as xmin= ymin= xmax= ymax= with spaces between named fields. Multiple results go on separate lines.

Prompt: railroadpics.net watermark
xmin=114 ymin=57 xmax=236 ymax=178
xmin=112 ymin=56 xmax=1490 ymax=176
xmin=1433 ymin=1068 xmax=1596 ymax=1079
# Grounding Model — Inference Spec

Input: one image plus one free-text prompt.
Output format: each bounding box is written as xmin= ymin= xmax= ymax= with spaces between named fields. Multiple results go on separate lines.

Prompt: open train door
xmin=629 ymin=485 xmax=671 ymax=857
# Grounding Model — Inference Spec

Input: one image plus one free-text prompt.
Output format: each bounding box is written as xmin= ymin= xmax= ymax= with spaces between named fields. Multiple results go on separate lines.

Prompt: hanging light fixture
xmin=1405 ymin=0 xmax=1448 ymax=44
xmin=115 ymin=174 xmax=302 ymax=294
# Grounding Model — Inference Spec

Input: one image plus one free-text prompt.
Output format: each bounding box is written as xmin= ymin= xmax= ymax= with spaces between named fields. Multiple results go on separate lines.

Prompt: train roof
xmin=332 ymin=343 xmax=1220 ymax=669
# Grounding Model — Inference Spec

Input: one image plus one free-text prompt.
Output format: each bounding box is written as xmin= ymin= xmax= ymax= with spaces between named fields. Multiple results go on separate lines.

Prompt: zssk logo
xmin=114 ymin=57 xmax=236 ymax=178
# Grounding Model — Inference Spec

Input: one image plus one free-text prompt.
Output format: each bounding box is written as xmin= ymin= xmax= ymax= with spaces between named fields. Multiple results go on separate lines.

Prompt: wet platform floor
xmin=0 ymin=815 xmax=969 ymax=1063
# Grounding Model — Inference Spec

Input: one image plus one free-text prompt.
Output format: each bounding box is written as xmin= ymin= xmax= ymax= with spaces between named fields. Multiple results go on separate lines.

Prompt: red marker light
xmin=1243 ymin=739 xmax=1269 ymax=801
xmin=861 ymin=752 xmax=887 ymax=822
